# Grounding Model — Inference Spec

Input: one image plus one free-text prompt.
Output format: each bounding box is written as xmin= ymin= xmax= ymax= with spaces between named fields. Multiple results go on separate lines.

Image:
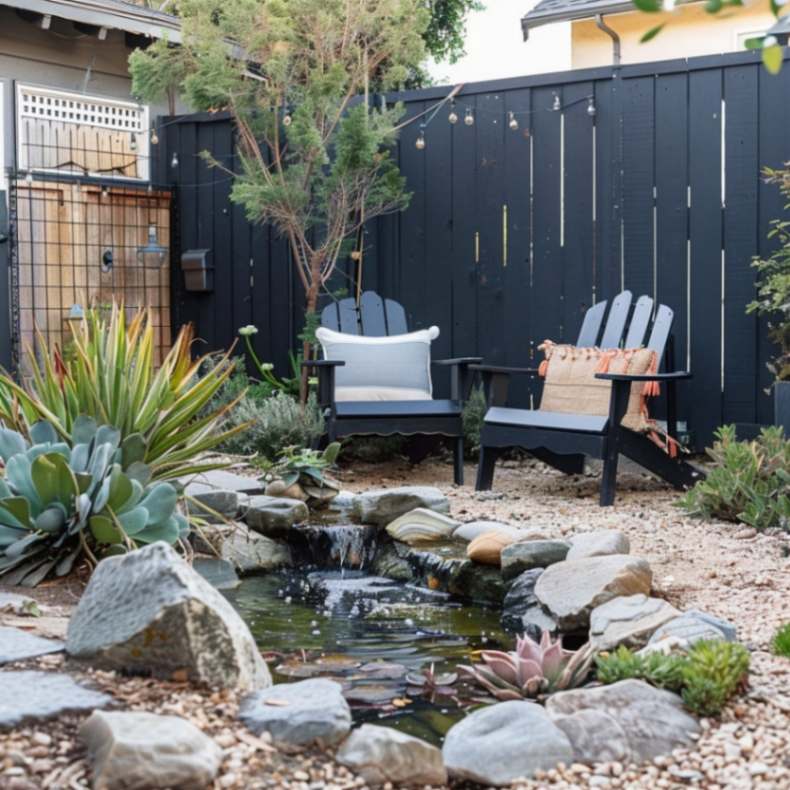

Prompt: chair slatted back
xmin=645 ymin=304 xmax=674 ymax=359
xmin=624 ymin=295 xmax=654 ymax=348
xmin=320 ymin=291 xmax=409 ymax=336
xmin=576 ymin=300 xmax=608 ymax=346
xmin=599 ymin=291 xmax=633 ymax=349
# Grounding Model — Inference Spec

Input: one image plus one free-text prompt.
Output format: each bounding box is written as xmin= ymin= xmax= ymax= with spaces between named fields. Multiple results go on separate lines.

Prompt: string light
xmin=448 ymin=101 xmax=458 ymax=125
xmin=552 ymin=93 xmax=561 ymax=111
xmin=415 ymin=126 xmax=426 ymax=150
xmin=130 ymin=133 xmax=138 ymax=152
xmin=464 ymin=107 xmax=475 ymax=126
xmin=24 ymin=172 xmax=33 ymax=185
xmin=150 ymin=129 xmax=159 ymax=145
xmin=508 ymin=111 xmax=518 ymax=131
xmin=587 ymin=97 xmax=597 ymax=117
xmin=283 ymin=113 xmax=292 ymax=127
xmin=101 ymin=185 xmax=109 ymax=199
xmin=170 ymin=152 xmax=179 ymax=168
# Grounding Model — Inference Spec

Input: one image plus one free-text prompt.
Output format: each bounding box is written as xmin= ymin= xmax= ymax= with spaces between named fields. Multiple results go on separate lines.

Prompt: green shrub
xmin=462 ymin=385 xmax=487 ymax=459
xmin=219 ymin=391 xmax=324 ymax=460
xmin=678 ymin=424 xmax=790 ymax=530
xmin=772 ymin=622 xmax=790 ymax=657
xmin=595 ymin=640 xmax=750 ymax=717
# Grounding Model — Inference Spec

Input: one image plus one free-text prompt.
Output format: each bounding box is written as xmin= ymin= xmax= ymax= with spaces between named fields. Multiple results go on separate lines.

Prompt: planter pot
xmin=774 ymin=381 xmax=790 ymax=436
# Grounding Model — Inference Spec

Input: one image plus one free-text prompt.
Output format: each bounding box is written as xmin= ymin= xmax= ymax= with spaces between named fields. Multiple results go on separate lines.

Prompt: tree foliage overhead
xmin=422 ymin=0 xmax=483 ymax=64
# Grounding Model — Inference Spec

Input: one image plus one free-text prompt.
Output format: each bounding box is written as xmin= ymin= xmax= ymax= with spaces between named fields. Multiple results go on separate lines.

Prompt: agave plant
xmin=0 ymin=303 xmax=246 ymax=481
xmin=0 ymin=418 xmax=188 ymax=586
xmin=457 ymin=631 xmax=595 ymax=700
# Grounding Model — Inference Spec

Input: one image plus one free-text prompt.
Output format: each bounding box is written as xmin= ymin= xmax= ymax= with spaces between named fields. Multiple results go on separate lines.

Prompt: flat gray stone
xmin=186 ymin=489 xmax=240 ymax=522
xmin=500 ymin=540 xmax=570 ymax=580
xmin=66 ymin=542 xmax=270 ymax=692
xmin=244 ymin=496 xmax=309 ymax=538
xmin=337 ymin=724 xmax=447 ymax=786
xmin=683 ymin=609 xmax=737 ymax=642
xmin=551 ymin=708 xmax=631 ymax=764
xmin=0 ymin=626 xmax=64 ymax=665
xmin=443 ymin=700 xmax=573 ymax=785
xmin=546 ymin=679 xmax=699 ymax=762
xmin=239 ymin=678 xmax=351 ymax=750
xmin=193 ymin=522 xmax=291 ymax=574
xmin=80 ymin=710 xmax=222 ymax=790
xmin=589 ymin=594 xmax=680 ymax=651
xmin=352 ymin=487 xmax=449 ymax=527
xmin=567 ymin=529 xmax=630 ymax=560
xmin=184 ymin=470 xmax=263 ymax=495
xmin=0 ymin=671 xmax=111 ymax=729
xmin=0 ymin=592 xmax=42 ymax=617
xmin=452 ymin=521 xmax=531 ymax=542
xmin=192 ymin=557 xmax=240 ymax=590
xmin=535 ymin=554 xmax=653 ymax=630
xmin=647 ymin=611 xmax=733 ymax=648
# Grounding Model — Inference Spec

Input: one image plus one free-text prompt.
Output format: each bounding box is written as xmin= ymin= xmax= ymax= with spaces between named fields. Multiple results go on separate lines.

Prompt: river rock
xmin=186 ymin=489 xmax=239 ymax=523
xmin=352 ymin=486 xmax=449 ymax=526
xmin=589 ymin=594 xmax=680 ymax=650
xmin=466 ymin=531 xmax=517 ymax=565
xmin=80 ymin=710 xmax=222 ymax=789
xmin=546 ymin=679 xmax=700 ymax=762
xmin=647 ymin=610 xmax=735 ymax=647
xmin=567 ymin=529 xmax=630 ymax=560
xmin=192 ymin=557 xmax=240 ymax=590
xmin=337 ymin=724 xmax=447 ymax=786
xmin=0 ymin=671 xmax=111 ymax=729
xmin=239 ymin=678 xmax=351 ymax=750
xmin=244 ymin=496 xmax=309 ymax=537
xmin=551 ymin=708 xmax=631 ymax=764
xmin=442 ymin=700 xmax=573 ymax=785
xmin=0 ymin=626 xmax=64 ymax=665
xmin=453 ymin=521 xmax=534 ymax=542
xmin=535 ymin=554 xmax=652 ymax=630
xmin=501 ymin=539 xmax=571 ymax=580
xmin=193 ymin=522 xmax=291 ymax=574
xmin=385 ymin=508 xmax=460 ymax=544
xmin=184 ymin=470 xmax=263 ymax=496
xmin=65 ymin=542 xmax=271 ymax=691
xmin=501 ymin=569 xmax=544 ymax=632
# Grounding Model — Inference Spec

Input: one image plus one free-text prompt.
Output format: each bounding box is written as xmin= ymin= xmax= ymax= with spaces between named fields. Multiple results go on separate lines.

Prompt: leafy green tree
xmin=423 ymin=0 xmax=484 ymax=64
xmin=130 ymin=0 xmax=428 ymax=398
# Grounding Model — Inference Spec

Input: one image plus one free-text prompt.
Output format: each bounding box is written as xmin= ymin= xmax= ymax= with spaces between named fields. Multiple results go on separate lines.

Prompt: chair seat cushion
xmin=335 ymin=399 xmax=462 ymax=418
xmin=484 ymin=407 xmax=608 ymax=433
xmin=336 ymin=386 xmax=432 ymax=402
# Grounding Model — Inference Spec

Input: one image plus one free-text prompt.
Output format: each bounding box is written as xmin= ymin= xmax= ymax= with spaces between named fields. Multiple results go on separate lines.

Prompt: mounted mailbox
xmin=180 ymin=249 xmax=213 ymax=292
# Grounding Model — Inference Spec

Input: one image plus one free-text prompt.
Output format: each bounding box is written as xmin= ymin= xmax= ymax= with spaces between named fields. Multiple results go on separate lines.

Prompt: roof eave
xmin=521 ymin=1 xmax=652 ymax=40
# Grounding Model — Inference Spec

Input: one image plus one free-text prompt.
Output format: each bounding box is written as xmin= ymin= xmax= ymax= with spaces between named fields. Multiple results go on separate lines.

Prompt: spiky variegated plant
xmin=0 ymin=418 xmax=188 ymax=586
xmin=0 ymin=303 xmax=245 ymax=480
xmin=457 ymin=631 xmax=595 ymax=700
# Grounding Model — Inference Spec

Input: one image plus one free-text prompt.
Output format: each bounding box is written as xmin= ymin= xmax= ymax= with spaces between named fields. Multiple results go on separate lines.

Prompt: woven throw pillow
xmin=316 ymin=326 xmax=439 ymax=400
xmin=538 ymin=341 xmax=657 ymax=432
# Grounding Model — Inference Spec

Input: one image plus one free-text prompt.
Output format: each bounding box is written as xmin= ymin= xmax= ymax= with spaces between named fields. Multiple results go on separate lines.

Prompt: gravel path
xmin=2 ymin=456 xmax=789 ymax=789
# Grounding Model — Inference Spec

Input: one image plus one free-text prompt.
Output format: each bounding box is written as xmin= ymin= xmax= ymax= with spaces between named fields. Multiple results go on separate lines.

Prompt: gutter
xmin=595 ymin=14 xmax=622 ymax=66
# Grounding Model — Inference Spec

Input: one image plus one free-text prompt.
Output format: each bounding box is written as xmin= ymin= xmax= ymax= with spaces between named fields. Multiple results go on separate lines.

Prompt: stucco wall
xmin=571 ymin=0 xmax=779 ymax=68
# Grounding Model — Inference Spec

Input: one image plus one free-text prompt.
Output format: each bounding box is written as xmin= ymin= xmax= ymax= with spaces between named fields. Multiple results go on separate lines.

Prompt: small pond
xmin=225 ymin=563 xmax=509 ymax=745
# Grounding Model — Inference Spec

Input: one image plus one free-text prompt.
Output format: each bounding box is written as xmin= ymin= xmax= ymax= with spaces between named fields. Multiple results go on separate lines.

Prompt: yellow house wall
xmin=571 ymin=1 xmax=780 ymax=68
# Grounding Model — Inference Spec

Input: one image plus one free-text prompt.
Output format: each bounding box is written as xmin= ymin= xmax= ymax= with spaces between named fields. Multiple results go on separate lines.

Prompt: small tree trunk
xmin=299 ymin=254 xmax=323 ymax=403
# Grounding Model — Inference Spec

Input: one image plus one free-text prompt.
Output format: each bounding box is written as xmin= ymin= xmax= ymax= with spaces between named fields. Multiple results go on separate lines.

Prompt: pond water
xmin=225 ymin=567 xmax=509 ymax=745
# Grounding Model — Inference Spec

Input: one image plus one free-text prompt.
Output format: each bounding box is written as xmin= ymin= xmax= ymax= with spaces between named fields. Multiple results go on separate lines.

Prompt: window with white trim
xmin=16 ymin=84 xmax=150 ymax=180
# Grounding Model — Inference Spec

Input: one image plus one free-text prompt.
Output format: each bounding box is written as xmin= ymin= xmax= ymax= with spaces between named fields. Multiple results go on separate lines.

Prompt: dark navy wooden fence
xmin=161 ymin=50 xmax=790 ymax=449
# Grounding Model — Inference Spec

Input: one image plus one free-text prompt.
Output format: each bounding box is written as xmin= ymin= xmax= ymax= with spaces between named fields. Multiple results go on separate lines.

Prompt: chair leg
xmin=476 ymin=446 xmax=498 ymax=491
xmin=453 ymin=437 xmax=464 ymax=486
xmin=600 ymin=436 xmax=620 ymax=506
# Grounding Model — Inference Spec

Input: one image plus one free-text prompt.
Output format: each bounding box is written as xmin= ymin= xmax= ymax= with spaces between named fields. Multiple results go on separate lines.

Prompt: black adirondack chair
xmin=303 ymin=292 xmax=481 ymax=485
xmin=472 ymin=291 xmax=702 ymax=505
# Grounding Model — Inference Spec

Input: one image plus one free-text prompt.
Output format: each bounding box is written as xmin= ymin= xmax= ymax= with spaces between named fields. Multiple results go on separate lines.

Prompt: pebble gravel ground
xmin=1 ymin=456 xmax=788 ymax=789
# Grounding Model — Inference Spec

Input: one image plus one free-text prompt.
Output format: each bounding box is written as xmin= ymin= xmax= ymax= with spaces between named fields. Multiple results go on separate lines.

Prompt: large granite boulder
xmin=384 ymin=507 xmax=459 ymax=544
xmin=546 ymin=679 xmax=700 ymax=762
xmin=65 ymin=542 xmax=271 ymax=691
xmin=535 ymin=554 xmax=652 ymax=630
xmin=239 ymin=679 xmax=351 ymax=750
xmin=0 ymin=671 xmax=111 ymax=730
xmin=567 ymin=529 xmax=630 ymax=560
xmin=500 ymin=540 xmax=571 ymax=580
xmin=336 ymin=724 xmax=447 ymax=786
xmin=589 ymin=594 xmax=680 ymax=650
xmin=193 ymin=522 xmax=291 ymax=574
xmin=442 ymin=700 xmax=573 ymax=786
xmin=80 ymin=710 xmax=222 ymax=789
xmin=352 ymin=487 xmax=449 ymax=526
xmin=244 ymin=496 xmax=309 ymax=538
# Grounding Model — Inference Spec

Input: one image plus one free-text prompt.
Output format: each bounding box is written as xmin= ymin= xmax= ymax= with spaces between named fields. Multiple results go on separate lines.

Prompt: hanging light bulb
xmin=24 ymin=172 xmax=33 ymax=185
xmin=170 ymin=151 xmax=179 ymax=169
xmin=464 ymin=107 xmax=475 ymax=126
xmin=448 ymin=102 xmax=458 ymax=125
xmin=101 ymin=185 xmax=109 ymax=199
xmin=283 ymin=112 xmax=292 ymax=127
xmin=415 ymin=127 xmax=426 ymax=150
xmin=508 ymin=111 xmax=518 ymax=131
xmin=150 ymin=129 xmax=159 ymax=145
xmin=587 ymin=97 xmax=597 ymax=117
xmin=130 ymin=133 xmax=138 ymax=152
xmin=552 ymin=93 xmax=561 ymax=111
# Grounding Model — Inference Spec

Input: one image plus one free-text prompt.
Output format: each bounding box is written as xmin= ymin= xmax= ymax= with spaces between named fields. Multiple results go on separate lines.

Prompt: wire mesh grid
xmin=8 ymin=174 xmax=172 ymax=371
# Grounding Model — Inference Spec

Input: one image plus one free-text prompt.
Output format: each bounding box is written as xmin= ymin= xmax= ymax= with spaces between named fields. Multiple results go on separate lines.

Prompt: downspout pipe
xmin=595 ymin=14 xmax=621 ymax=66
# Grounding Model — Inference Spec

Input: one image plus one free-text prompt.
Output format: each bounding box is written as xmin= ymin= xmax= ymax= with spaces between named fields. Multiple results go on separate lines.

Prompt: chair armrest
xmin=433 ymin=357 xmax=483 ymax=366
xmin=469 ymin=364 xmax=541 ymax=376
xmin=595 ymin=371 xmax=691 ymax=382
xmin=301 ymin=360 xmax=345 ymax=368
